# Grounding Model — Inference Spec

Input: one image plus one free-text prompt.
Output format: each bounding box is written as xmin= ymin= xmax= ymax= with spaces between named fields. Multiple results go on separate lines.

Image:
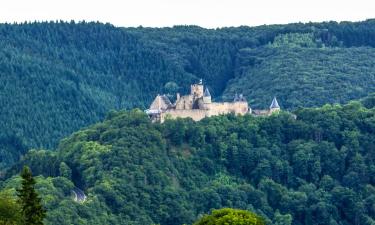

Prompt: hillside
xmin=223 ymin=40 xmax=375 ymax=108
xmin=3 ymin=20 xmax=375 ymax=168
xmin=2 ymin=99 xmax=375 ymax=224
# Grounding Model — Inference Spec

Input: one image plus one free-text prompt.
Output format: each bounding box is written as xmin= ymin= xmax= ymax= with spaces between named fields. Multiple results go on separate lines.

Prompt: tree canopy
xmin=193 ymin=208 xmax=265 ymax=225
xmin=17 ymin=166 xmax=46 ymax=225
xmin=1 ymin=97 xmax=375 ymax=224
xmin=3 ymin=20 xmax=375 ymax=169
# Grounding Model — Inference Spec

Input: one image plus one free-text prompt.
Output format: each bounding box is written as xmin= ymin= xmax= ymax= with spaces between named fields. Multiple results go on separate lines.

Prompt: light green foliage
xmin=0 ymin=190 xmax=22 ymax=225
xmin=2 ymin=173 xmax=114 ymax=225
xmin=59 ymin=162 xmax=72 ymax=180
xmin=193 ymin=208 xmax=265 ymax=225
xmin=271 ymin=33 xmax=320 ymax=48
xmin=2 ymin=99 xmax=375 ymax=224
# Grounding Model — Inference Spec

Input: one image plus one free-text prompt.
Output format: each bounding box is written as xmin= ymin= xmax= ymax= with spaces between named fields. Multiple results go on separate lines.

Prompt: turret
xmin=234 ymin=93 xmax=246 ymax=102
xmin=233 ymin=93 xmax=239 ymax=102
xmin=269 ymin=97 xmax=280 ymax=113
xmin=238 ymin=94 xmax=246 ymax=102
xmin=203 ymin=88 xmax=211 ymax=104
xmin=191 ymin=80 xmax=204 ymax=98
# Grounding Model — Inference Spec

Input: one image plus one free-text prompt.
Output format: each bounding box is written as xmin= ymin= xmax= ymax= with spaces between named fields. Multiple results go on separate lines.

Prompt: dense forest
xmin=1 ymin=95 xmax=375 ymax=225
xmin=3 ymin=20 xmax=375 ymax=169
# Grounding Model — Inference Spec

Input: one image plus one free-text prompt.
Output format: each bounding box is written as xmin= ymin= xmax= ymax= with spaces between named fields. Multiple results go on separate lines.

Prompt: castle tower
xmin=233 ymin=93 xmax=239 ymax=102
xmin=203 ymin=88 xmax=211 ymax=104
xmin=191 ymin=80 xmax=204 ymax=98
xmin=238 ymin=94 xmax=246 ymax=102
xmin=269 ymin=97 xmax=281 ymax=113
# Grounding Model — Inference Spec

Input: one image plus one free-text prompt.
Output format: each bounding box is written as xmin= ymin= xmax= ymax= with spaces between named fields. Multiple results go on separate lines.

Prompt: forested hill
xmin=2 ymin=98 xmax=375 ymax=225
xmin=3 ymin=20 xmax=375 ymax=167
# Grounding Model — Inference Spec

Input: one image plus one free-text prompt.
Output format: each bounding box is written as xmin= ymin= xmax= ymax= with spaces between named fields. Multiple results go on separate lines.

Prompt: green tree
xmin=59 ymin=162 xmax=72 ymax=180
xmin=17 ymin=166 xmax=46 ymax=225
xmin=0 ymin=190 xmax=22 ymax=225
xmin=164 ymin=81 xmax=180 ymax=100
xmin=274 ymin=210 xmax=292 ymax=225
xmin=193 ymin=208 xmax=265 ymax=225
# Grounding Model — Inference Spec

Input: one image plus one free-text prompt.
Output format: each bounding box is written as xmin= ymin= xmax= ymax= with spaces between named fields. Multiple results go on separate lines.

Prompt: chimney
xmin=176 ymin=93 xmax=180 ymax=101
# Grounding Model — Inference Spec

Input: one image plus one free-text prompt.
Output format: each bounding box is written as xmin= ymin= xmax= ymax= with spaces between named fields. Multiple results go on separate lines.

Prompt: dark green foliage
xmin=4 ymin=150 xmax=60 ymax=179
xmin=2 ymin=19 xmax=375 ymax=224
xmin=223 ymin=42 xmax=375 ymax=109
xmin=0 ymin=134 xmax=27 ymax=169
xmin=0 ymin=22 xmax=249 ymax=168
xmin=17 ymin=166 xmax=46 ymax=225
xmin=3 ymin=20 xmax=375 ymax=169
xmin=3 ymin=99 xmax=375 ymax=225
xmin=361 ymin=93 xmax=375 ymax=108
xmin=193 ymin=208 xmax=265 ymax=225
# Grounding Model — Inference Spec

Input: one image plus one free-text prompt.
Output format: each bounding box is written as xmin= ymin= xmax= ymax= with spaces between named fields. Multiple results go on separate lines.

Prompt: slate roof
xmin=238 ymin=94 xmax=246 ymax=102
xmin=149 ymin=94 xmax=172 ymax=111
xmin=270 ymin=97 xmax=280 ymax=109
xmin=233 ymin=93 xmax=239 ymax=102
xmin=161 ymin=95 xmax=172 ymax=106
xmin=204 ymin=88 xmax=211 ymax=97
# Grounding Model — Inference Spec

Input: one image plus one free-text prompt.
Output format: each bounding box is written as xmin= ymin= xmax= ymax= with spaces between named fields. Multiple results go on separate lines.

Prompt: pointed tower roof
xmin=233 ymin=93 xmax=239 ymax=102
xmin=161 ymin=94 xmax=172 ymax=106
xmin=149 ymin=94 xmax=172 ymax=111
xmin=204 ymin=88 xmax=211 ymax=97
xmin=239 ymin=94 xmax=246 ymax=102
xmin=270 ymin=97 xmax=280 ymax=109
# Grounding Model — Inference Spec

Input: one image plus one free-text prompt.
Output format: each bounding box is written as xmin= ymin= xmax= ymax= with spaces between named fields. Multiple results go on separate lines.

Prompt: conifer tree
xmin=17 ymin=166 xmax=46 ymax=225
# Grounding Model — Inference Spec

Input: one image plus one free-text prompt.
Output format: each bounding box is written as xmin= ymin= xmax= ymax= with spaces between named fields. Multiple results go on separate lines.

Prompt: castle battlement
xmin=146 ymin=81 xmax=280 ymax=122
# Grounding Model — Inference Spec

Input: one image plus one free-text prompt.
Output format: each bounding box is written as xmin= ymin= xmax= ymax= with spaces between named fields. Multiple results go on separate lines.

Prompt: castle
xmin=146 ymin=80 xmax=280 ymax=122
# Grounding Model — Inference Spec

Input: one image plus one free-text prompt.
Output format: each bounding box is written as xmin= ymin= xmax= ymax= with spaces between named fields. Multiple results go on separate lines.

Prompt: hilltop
xmin=3 ymin=20 xmax=375 ymax=168
xmin=2 ymin=98 xmax=375 ymax=224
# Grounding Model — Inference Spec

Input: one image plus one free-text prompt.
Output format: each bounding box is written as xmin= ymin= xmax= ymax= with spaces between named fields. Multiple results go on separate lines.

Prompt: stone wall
xmin=206 ymin=102 xmax=248 ymax=116
xmin=160 ymin=101 xmax=249 ymax=122
xmin=161 ymin=109 xmax=207 ymax=122
xmin=175 ymin=95 xmax=193 ymax=110
xmin=252 ymin=109 xmax=271 ymax=116
xmin=190 ymin=84 xmax=204 ymax=98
